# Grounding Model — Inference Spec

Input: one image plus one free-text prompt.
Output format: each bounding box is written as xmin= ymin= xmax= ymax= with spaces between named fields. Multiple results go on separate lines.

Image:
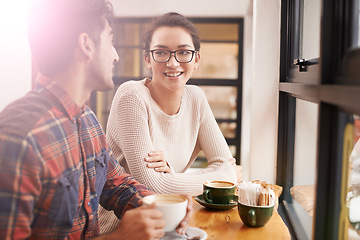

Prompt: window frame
xmin=277 ymin=0 xmax=360 ymax=239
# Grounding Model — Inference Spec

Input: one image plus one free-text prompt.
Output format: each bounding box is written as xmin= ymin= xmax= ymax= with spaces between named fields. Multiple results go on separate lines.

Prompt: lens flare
xmin=0 ymin=0 xmax=32 ymax=111
xmin=0 ymin=1 xmax=32 ymax=40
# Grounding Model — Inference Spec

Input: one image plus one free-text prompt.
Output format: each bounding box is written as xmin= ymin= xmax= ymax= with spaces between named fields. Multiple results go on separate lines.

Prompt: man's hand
xmin=97 ymin=204 xmax=165 ymax=240
xmin=176 ymin=195 xmax=193 ymax=235
xmin=145 ymin=151 xmax=171 ymax=173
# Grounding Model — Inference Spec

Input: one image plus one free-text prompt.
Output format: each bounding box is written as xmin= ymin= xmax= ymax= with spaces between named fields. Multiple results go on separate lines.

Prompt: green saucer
xmin=195 ymin=195 xmax=238 ymax=210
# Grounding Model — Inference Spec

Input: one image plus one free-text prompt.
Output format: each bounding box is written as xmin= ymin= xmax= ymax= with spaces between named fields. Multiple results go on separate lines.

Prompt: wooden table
xmin=189 ymin=198 xmax=291 ymax=239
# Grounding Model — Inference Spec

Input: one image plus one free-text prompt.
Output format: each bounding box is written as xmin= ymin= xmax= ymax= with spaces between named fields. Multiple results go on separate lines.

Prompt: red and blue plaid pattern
xmin=0 ymin=76 xmax=152 ymax=239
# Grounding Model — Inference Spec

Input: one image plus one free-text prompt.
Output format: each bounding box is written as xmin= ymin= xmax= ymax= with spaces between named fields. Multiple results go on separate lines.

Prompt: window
xmin=278 ymin=0 xmax=360 ymax=239
xmin=92 ymin=17 xmax=244 ymax=165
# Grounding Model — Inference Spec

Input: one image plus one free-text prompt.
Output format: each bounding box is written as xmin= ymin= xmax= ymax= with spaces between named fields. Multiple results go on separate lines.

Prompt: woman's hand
xmin=234 ymin=165 xmax=243 ymax=183
xmin=228 ymin=158 xmax=242 ymax=183
xmin=145 ymin=151 xmax=171 ymax=173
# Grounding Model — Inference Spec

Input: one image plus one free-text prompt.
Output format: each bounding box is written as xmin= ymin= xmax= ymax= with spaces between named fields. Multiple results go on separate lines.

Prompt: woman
xmin=99 ymin=12 xmax=242 ymax=233
xmin=109 ymin=12 xmax=241 ymax=192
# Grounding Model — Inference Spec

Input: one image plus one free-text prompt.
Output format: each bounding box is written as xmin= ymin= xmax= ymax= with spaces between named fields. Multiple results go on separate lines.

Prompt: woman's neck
xmin=146 ymin=80 xmax=183 ymax=115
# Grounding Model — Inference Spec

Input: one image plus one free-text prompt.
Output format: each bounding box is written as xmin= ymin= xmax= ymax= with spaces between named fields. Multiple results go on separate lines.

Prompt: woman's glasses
xmin=150 ymin=49 xmax=197 ymax=63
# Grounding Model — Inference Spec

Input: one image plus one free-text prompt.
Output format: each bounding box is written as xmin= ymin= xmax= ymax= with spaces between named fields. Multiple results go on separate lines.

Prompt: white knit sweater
xmin=106 ymin=79 xmax=237 ymax=195
xmin=99 ymin=79 xmax=237 ymax=233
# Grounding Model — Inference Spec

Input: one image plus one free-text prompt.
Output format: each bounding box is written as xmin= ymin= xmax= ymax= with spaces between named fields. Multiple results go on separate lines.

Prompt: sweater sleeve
xmin=195 ymin=88 xmax=237 ymax=180
xmin=107 ymin=84 xmax=237 ymax=196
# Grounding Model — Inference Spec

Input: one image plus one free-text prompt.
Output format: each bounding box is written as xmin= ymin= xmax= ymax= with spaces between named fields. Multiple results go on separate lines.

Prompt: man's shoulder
xmin=0 ymin=91 xmax=53 ymax=137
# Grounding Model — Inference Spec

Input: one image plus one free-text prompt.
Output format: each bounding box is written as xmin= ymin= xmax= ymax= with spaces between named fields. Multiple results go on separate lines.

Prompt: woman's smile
xmin=164 ymin=71 xmax=183 ymax=78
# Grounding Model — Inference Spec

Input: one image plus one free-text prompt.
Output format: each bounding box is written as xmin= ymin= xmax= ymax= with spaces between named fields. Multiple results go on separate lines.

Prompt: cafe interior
xmin=1 ymin=0 xmax=360 ymax=239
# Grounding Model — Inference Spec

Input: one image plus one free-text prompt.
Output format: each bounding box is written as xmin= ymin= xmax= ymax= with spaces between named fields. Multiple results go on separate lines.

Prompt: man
xmin=0 ymin=0 xmax=191 ymax=239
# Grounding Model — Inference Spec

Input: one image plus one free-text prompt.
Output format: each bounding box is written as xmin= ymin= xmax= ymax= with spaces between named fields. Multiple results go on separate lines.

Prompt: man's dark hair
xmin=28 ymin=0 xmax=114 ymax=76
xmin=143 ymin=12 xmax=200 ymax=58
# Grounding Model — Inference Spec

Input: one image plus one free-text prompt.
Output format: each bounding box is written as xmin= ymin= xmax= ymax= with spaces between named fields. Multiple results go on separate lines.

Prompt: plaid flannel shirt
xmin=0 ymin=76 xmax=152 ymax=239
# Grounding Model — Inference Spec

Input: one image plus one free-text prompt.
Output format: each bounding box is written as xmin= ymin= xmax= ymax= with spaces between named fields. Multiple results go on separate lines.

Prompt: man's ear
xmin=78 ymin=33 xmax=94 ymax=59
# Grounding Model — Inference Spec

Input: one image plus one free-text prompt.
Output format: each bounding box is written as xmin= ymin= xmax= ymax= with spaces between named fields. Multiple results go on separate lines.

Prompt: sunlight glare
xmin=0 ymin=0 xmax=33 ymax=111
xmin=0 ymin=0 xmax=32 ymax=43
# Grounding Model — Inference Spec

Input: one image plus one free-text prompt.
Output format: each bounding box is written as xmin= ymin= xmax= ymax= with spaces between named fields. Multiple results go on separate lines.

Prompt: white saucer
xmin=161 ymin=226 xmax=207 ymax=240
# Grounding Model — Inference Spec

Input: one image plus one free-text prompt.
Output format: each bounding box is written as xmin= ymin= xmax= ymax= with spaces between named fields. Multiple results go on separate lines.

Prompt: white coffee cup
xmin=142 ymin=194 xmax=188 ymax=232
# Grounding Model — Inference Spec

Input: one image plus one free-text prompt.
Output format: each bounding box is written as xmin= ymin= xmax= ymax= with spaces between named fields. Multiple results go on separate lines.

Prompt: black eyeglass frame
xmin=149 ymin=49 xmax=197 ymax=63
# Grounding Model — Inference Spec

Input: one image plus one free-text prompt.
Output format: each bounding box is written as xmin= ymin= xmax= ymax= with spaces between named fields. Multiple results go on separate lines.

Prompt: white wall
xmin=241 ymin=0 xmax=281 ymax=183
xmin=241 ymin=14 xmax=253 ymax=182
xmin=0 ymin=1 xmax=32 ymax=111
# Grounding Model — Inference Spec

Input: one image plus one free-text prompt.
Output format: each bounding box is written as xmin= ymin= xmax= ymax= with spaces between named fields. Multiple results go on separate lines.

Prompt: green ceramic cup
xmin=203 ymin=180 xmax=236 ymax=204
xmin=237 ymin=202 xmax=274 ymax=227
